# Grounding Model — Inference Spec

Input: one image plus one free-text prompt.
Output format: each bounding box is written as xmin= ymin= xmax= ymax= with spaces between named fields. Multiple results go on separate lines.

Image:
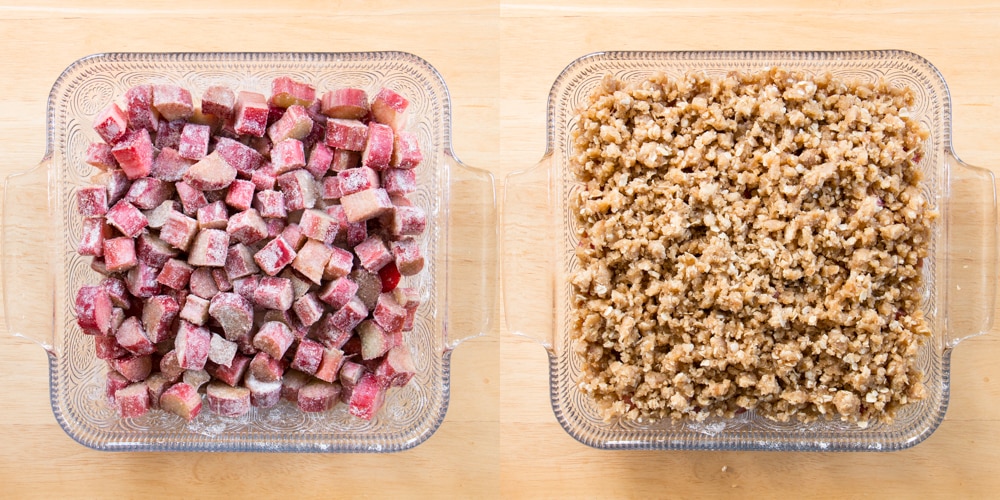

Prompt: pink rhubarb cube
xmin=292 ymin=292 xmax=324 ymax=327
xmin=206 ymin=382 xmax=251 ymax=417
xmin=115 ymin=315 xmax=155 ymax=356
xmin=75 ymin=285 xmax=113 ymax=335
xmin=355 ymin=236 xmax=393 ymax=272
xmin=271 ymin=76 xmax=316 ymax=108
xmin=175 ymin=320 xmax=211 ymax=370
xmin=341 ymin=188 xmax=392 ymax=223
xmin=376 ymin=345 xmax=416 ymax=388
xmin=330 ymin=296 xmax=368 ymax=333
xmin=77 ymin=185 xmax=108 ymax=217
xmin=299 ymin=208 xmax=339 ymax=243
xmin=265 ymin=217 xmax=287 ymax=239
xmin=175 ymin=180 xmax=209 ymax=215
xmin=253 ymin=235 xmax=297 ymax=275
xmin=137 ymin=233 xmax=179 ymax=268
xmin=183 ymin=151 xmax=237 ymax=191
xmin=281 ymin=369 xmax=312 ymax=402
xmin=373 ymin=292 xmax=407 ymax=333
xmin=391 ymin=130 xmax=423 ymax=169
xmin=298 ymin=380 xmax=341 ymax=413
xmin=348 ymin=372 xmax=386 ymax=420
xmin=202 ymin=85 xmax=236 ymax=121
xmin=225 ymin=179 xmax=255 ymax=212
xmin=196 ymin=200 xmax=229 ymax=230
xmin=249 ymin=351 xmax=284 ymax=382
xmin=160 ymin=210 xmax=199 ymax=251
xmin=291 ymin=338 xmax=324 ymax=375
xmin=111 ymin=128 xmax=154 ymax=180
xmin=253 ymin=276 xmax=294 ymax=311
xmin=338 ymin=166 xmax=380 ymax=196
xmin=78 ymin=218 xmax=111 ymax=257
xmin=234 ymin=91 xmax=269 ymax=137
xmin=141 ymin=294 xmax=179 ymax=343
xmin=318 ymin=276 xmax=358 ymax=310
xmin=271 ymin=138 xmax=306 ymax=175
xmin=123 ymin=84 xmax=159 ymax=132
xmin=106 ymin=370 xmax=130 ymax=400
xmin=212 ymin=267 xmax=232 ymax=292
xmin=208 ymin=353 xmax=250 ymax=387
xmin=371 ymin=87 xmax=410 ymax=131
xmin=125 ymin=177 xmax=174 ymax=210
xmin=126 ymin=261 xmax=161 ymax=298
xmin=155 ymin=120 xmax=186 ymax=150
xmin=224 ymin=243 xmax=259 ymax=280
xmin=392 ymin=237 xmax=425 ymax=276
xmin=209 ymin=292 xmax=255 ymax=340
xmin=231 ymin=275 xmax=259 ymax=302
xmin=321 ymin=88 xmax=369 ymax=120
xmin=246 ymin=373 xmax=282 ymax=408
xmin=390 ymin=205 xmax=427 ymax=236
xmin=93 ymin=102 xmax=128 ymax=144
xmin=214 ymin=137 xmax=264 ymax=177
xmin=254 ymin=190 xmax=287 ymax=219
xmin=280 ymin=223 xmax=308 ymax=251
xmin=276 ymin=169 xmax=319 ymax=211
xmin=105 ymin=200 xmax=148 ymax=237
xmin=314 ymin=346 xmax=346 ymax=384
xmin=150 ymin=147 xmax=193 ymax=182
xmin=250 ymin=168 xmax=276 ymax=191
xmin=159 ymin=382 xmax=203 ymax=421
xmin=178 ymin=123 xmax=211 ymax=160
xmin=358 ymin=319 xmax=394 ymax=360
xmin=188 ymin=267 xmax=219 ymax=299
xmin=324 ymin=118 xmax=368 ymax=151
xmin=114 ymin=382 xmax=151 ymax=418
xmin=187 ymin=229 xmax=230 ymax=267
xmin=158 ymin=258 xmax=195 ymax=290
xmin=103 ymin=237 xmax=138 ymax=272
xmin=99 ymin=169 xmax=132 ymax=205
xmin=268 ymin=104 xmax=313 ymax=144
xmin=347 ymin=221 xmax=367 ymax=248
xmin=323 ymin=245 xmax=354 ymax=280
xmin=339 ymin=360 xmax=366 ymax=389
xmin=85 ymin=142 xmax=118 ymax=170
xmin=179 ymin=294 xmax=210 ymax=326
xmin=290 ymin=239 xmax=334 ymax=284
xmin=253 ymin=321 xmax=295 ymax=359
xmin=320 ymin=175 xmax=342 ymax=200
xmin=305 ymin=142 xmax=334 ymax=179
xmin=101 ymin=277 xmax=131 ymax=309
xmin=362 ymin=122 xmax=394 ymax=171
xmin=331 ymin=149 xmax=360 ymax=172
xmin=153 ymin=84 xmax=194 ymax=121
xmin=111 ymin=354 xmax=153 ymax=382
xmin=381 ymin=168 xmax=416 ymax=196
xmin=226 ymin=208 xmax=268 ymax=245
xmin=208 ymin=333 xmax=238 ymax=367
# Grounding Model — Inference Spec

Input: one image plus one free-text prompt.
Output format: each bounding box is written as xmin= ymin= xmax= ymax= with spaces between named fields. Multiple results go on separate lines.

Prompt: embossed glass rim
xmin=45 ymin=51 xmax=455 ymax=453
xmin=546 ymin=50 xmax=954 ymax=451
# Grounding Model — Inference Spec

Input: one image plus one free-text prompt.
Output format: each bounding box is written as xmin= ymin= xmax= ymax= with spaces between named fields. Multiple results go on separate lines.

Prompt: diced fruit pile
xmin=76 ymin=77 xmax=425 ymax=422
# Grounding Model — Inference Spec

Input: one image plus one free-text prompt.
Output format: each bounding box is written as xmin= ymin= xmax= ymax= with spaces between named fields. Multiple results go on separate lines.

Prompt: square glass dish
xmin=2 ymin=52 xmax=496 ymax=452
xmin=503 ymin=50 xmax=998 ymax=451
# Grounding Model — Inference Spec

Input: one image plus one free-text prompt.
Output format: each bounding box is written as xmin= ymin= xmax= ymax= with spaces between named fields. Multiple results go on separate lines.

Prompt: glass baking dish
xmin=503 ymin=50 xmax=998 ymax=451
xmin=1 ymin=52 xmax=496 ymax=452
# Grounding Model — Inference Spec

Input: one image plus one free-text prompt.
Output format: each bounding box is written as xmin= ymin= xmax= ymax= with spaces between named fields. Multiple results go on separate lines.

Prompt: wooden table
xmin=1 ymin=1 xmax=998 ymax=498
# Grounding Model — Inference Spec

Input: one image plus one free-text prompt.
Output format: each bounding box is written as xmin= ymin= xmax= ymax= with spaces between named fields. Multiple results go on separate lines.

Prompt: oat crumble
xmin=569 ymin=69 xmax=936 ymax=424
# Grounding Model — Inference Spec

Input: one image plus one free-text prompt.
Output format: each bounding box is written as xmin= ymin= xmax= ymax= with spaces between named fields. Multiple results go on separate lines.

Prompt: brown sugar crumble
xmin=569 ymin=69 xmax=936 ymax=425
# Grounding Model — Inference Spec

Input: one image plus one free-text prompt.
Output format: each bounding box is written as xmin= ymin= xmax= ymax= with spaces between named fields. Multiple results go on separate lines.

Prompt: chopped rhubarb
xmin=291 ymin=338 xmax=324 ymax=375
xmin=381 ymin=167 xmax=416 ymax=196
xmin=305 ymin=142 xmax=334 ymax=179
xmin=136 ymin=233 xmax=178 ymax=268
xmin=115 ymin=382 xmax=151 ymax=418
xmin=246 ymin=373 xmax=282 ymax=408
xmin=183 ymin=151 xmax=237 ymax=191
xmin=331 ymin=148 xmax=360 ymax=172
xmin=179 ymin=294 xmax=210 ymax=326
xmin=292 ymin=292 xmax=324 ymax=327
xmin=155 ymin=120 xmax=186 ymax=150
xmin=276 ymin=169 xmax=318 ymax=211
xmin=214 ymin=137 xmax=264 ymax=176
xmin=76 ymin=285 xmax=113 ymax=335
xmin=175 ymin=320 xmax=211 ymax=371
xmin=196 ymin=200 xmax=229 ymax=230
xmin=188 ymin=267 xmax=220 ymax=299
xmin=389 ymin=205 xmax=427 ymax=236
xmin=208 ymin=333 xmax=238 ymax=368
xmin=105 ymin=199 xmax=148 ymax=238
xmin=329 ymin=296 xmax=368 ymax=333
xmin=85 ymin=142 xmax=118 ymax=170
xmin=371 ymin=87 xmax=410 ymax=131
xmin=125 ymin=177 xmax=174 ymax=210
xmin=341 ymin=188 xmax=392 ymax=223
xmin=202 ymin=85 xmax=236 ymax=120
xmin=390 ymin=130 xmax=423 ymax=169
xmin=268 ymin=104 xmax=313 ymax=144
xmin=253 ymin=321 xmax=295 ymax=359
xmin=347 ymin=373 xmax=386 ymax=420
xmin=361 ymin=122 xmax=394 ymax=170
xmin=234 ymin=91 xmax=269 ymax=137
xmin=338 ymin=166 xmax=380 ymax=196
xmin=376 ymin=345 xmax=416 ymax=387
xmin=226 ymin=208 xmax=268 ymax=245
xmin=111 ymin=354 xmax=153 ymax=383
xmin=209 ymin=292 xmax=254 ymax=340
xmin=187 ymin=228 xmax=230 ymax=267
xmin=271 ymin=76 xmax=316 ymax=108
xmin=323 ymin=245 xmax=354 ymax=280
xmin=77 ymin=185 xmax=109 ymax=217
xmin=103 ymin=236 xmax=138 ymax=272
xmin=355 ymin=236 xmax=393 ymax=272
xmin=249 ymin=351 xmax=285 ymax=383
xmin=208 ymin=353 xmax=250 ymax=387
xmin=175 ymin=180 xmax=209 ymax=215
xmin=206 ymin=382 xmax=251 ymax=417
xmin=325 ymin=118 xmax=368 ymax=151
xmin=141 ymin=295 xmax=179 ymax=343
xmin=159 ymin=382 xmax=203 ymax=421
xmin=78 ymin=218 xmax=111 ymax=257
xmin=153 ymin=84 xmax=194 ymax=121
xmin=178 ymin=123 xmax=211 ymax=160
xmin=160 ymin=210 xmax=199 ymax=251
xmin=254 ymin=190 xmax=287 ymax=219
xmin=253 ymin=276 xmax=294 ymax=311
xmin=253 ymin=236 xmax=297 ymax=276
xmin=272 ymin=138 xmax=307 ymax=175
xmin=225 ymin=179 xmax=255 ymax=212
xmin=93 ymin=102 xmax=129 ymax=144
xmin=126 ymin=261 xmax=161 ymax=298
xmin=314 ymin=346 xmax=346 ymax=383
xmin=392 ymin=237 xmax=425 ymax=276
xmin=281 ymin=369 xmax=312 ymax=402
xmin=298 ymin=380 xmax=341 ymax=413
xmin=291 ymin=239 xmax=334 ymax=285
xmin=321 ymin=88 xmax=369 ymax=120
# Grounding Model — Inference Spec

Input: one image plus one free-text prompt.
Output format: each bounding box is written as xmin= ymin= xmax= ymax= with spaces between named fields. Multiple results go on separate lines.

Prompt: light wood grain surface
xmin=1 ymin=1 xmax=999 ymax=498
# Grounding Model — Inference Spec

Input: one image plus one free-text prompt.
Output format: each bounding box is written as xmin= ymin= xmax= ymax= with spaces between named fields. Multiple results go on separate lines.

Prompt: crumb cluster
xmin=569 ymin=69 xmax=935 ymax=424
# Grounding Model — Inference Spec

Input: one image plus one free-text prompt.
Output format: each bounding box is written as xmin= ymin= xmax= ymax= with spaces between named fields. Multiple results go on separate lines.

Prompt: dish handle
xmin=502 ymin=156 xmax=556 ymax=350
xmin=443 ymin=153 xmax=497 ymax=349
xmin=944 ymin=153 xmax=998 ymax=348
xmin=2 ymin=157 xmax=58 ymax=355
